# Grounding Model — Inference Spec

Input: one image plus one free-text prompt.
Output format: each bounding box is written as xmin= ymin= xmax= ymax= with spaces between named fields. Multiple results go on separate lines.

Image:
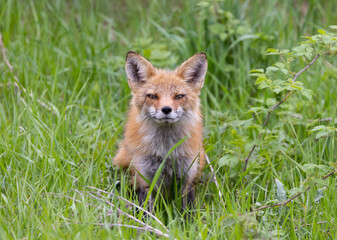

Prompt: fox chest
xmin=133 ymin=125 xmax=197 ymax=184
xmin=139 ymin=124 xmax=192 ymax=158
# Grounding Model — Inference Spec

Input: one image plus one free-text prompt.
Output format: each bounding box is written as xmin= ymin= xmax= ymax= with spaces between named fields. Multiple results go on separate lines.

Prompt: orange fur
xmin=114 ymin=52 xmax=207 ymax=208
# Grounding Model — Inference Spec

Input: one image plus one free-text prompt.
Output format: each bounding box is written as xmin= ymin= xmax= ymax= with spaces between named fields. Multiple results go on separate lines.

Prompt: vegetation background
xmin=0 ymin=0 xmax=337 ymax=239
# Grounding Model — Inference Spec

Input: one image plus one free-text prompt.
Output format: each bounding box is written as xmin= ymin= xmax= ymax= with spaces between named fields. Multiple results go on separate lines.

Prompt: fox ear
xmin=125 ymin=51 xmax=154 ymax=89
xmin=177 ymin=52 xmax=207 ymax=90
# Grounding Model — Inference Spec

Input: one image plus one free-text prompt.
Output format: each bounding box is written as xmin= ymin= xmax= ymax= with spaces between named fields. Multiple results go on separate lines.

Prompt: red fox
xmin=113 ymin=51 xmax=207 ymax=213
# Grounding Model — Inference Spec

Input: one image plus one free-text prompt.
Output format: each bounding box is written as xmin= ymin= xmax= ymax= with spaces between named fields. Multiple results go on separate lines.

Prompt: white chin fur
xmin=152 ymin=117 xmax=179 ymax=123
xmin=147 ymin=107 xmax=183 ymax=124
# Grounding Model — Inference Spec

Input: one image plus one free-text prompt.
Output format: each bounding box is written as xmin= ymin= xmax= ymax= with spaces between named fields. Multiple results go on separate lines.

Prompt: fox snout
xmin=143 ymin=92 xmax=186 ymax=123
xmin=161 ymin=106 xmax=172 ymax=115
xmin=148 ymin=104 xmax=183 ymax=123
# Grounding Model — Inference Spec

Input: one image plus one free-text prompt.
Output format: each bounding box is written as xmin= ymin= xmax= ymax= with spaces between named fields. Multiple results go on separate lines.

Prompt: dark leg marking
xmin=138 ymin=187 xmax=153 ymax=218
xmin=181 ymin=185 xmax=195 ymax=220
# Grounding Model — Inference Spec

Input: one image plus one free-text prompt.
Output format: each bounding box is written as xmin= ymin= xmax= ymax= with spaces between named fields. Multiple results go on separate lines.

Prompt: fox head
xmin=125 ymin=52 xmax=207 ymax=124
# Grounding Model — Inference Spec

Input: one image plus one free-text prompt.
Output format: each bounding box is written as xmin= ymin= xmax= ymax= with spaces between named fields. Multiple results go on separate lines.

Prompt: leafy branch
xmin=254 ymin=168 xmax=336 ymax=211
xmin=243 ymin=27 xmax=337 ymax=172
xmin=244 ymin=53 xmax=322 ymax=172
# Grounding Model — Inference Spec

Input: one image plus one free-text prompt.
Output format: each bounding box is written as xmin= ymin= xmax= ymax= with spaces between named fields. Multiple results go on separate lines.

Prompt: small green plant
xmin=246 ymin=26 xmax=337 ymax=170
xmin=239 ymin=27 xmax=337 ymax=216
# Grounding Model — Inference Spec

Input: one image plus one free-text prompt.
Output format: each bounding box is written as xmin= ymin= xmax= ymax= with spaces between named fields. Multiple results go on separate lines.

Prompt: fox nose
xmin=161 ymin=106 xmax=172 ymax=115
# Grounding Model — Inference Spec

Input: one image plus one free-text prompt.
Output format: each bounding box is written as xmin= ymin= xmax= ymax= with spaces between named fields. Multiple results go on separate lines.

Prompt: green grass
xmin=1 ymin=0 xmax=337 ymax=239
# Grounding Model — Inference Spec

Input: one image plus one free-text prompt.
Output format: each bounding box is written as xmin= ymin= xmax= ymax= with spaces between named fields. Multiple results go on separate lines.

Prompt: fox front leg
xmin=138 ymin=186 xmax=154 ymax=216
xmin=181 ymin=185 xmax=195 ymax=216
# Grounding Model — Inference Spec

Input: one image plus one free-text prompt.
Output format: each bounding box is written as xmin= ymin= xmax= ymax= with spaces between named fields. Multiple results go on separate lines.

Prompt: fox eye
xmin=175 ymin=94 xmax=185 ymax=99
xmin=147 ymin=94 xmax=158 ymax=99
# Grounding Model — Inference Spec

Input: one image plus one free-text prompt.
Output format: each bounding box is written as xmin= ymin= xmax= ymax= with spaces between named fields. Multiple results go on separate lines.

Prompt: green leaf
xmin=247 ymin=107 xmax=267 ymax=114
xmin=209 ymin=23 xmax=226 ymax=35
xmin=227 ymin=118 xmax=254 ymax=127
xmin=197 ymin=1 xmax=210 ymax=8
xmin=301 ymin=36 xmax=314 ymax=41
xmin=273 ymin=86 xmax=286 ymax=94
xmin=309 ymin=125 xmax=326 ymax=132
xmin=309 ymin=125 xmax=337 ymax=138
xmin=270 ymin=230 xmax=286 ymax=237
xmin=280 ymin=68 xmax=289 ymax=75
xmin=288 ymin=187 xmax=302 ymax=197
xmin=302 ymin=89 xmax=313 ymax=100
xmin=218 ymin=155 xmax=239 ymax=168
xmin=287 ymin=57 xmax=295 ymax=64
xmin=249 ymin=69 xmax=264 ymax=74
xmin=317 ymin=29 xmax=326 ymax=34
xmin=291 ymin=85 xmax=302 ymax=90
xmin=312 ymin=178 xmax=327 ymax=187
xmin=314 ymin=188 xmax=325 ymax=203
xmin=266 ymin=66 xmax=278 ymax=72
xmin=255 ymin=73 xmax=267 ymax=84
xmin=290 ymin=81 xmax=303 ymax=90
xmin=275 ymin=179 xmax=287 ymax=203
xmin=303 ymin=164 xmax=328 ymax=175
xmin=266 ymin=48 xmax=279 ymax=52
xmin=280 ymin=49 xmax=290 ymax=54
xmin=257 ymin=81 xmax=270 ymax=89
xmin=329 ymin=25 xmax=337 ymax=30
xmin=219 ymin=33 xmax=228 ymax=41
xmin=265 ymin=48 xmax=280 ymax=55
xmin=274 ymin=62 xmax=285 ymax=68
xmin=221 ymin=217 xmax=236 ymax=228
xmin=150 ymin=50 xmax=171 ymax=60
xmin=315 ymin=130 xmax=330 ymax=139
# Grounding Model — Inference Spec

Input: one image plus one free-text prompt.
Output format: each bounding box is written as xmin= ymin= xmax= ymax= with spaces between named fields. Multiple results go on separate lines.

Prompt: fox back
xmin=113 ymin=52 xmax=207 ymax=212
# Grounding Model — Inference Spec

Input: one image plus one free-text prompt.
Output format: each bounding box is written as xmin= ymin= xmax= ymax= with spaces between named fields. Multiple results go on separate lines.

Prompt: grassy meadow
xmin=1 ymin=0 xmax=337 ymax=239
